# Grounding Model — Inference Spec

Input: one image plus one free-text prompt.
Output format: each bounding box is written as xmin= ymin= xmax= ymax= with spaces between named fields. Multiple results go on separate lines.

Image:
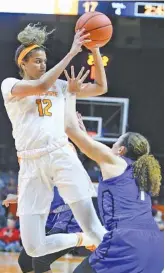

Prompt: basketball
xmin=75 ymin=11 xmax=113 ymax=49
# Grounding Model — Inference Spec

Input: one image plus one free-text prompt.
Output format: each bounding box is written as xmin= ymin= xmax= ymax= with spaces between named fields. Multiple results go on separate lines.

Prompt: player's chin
xmin=36 ymin=70 xmax=46 ymax=78
xmin=40 ymin=70 xmax=46 ymax=75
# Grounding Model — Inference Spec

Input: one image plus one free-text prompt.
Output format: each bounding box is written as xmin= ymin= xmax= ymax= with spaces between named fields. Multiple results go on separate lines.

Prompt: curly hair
xmin=15 ymin=23 xmax=55 ymax=77
xmin=120 ymin=132 xmax=162 ymax=196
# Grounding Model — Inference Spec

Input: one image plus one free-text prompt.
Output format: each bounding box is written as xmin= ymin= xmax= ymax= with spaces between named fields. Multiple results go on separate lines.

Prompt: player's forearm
xmin=39 ymin=52 xmax=74 ymax=91
xmin=65 ymin=93 xmax=79 ymax=131
xmin=92 ymin=48 xmax=108 ymax=94
xmin=11 ymin=52 xmax=75 ymax=98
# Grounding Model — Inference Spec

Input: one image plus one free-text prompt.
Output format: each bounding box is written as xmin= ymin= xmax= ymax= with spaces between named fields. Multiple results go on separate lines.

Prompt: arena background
xmin=0 ymin=12 xmax=163 ymax=199
xmin=0 ymin=1 xmax=164 ymax=272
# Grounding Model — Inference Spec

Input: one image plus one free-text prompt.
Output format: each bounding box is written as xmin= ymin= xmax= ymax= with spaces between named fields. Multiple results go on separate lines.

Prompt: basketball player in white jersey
xmin=1 ymin=24 xmax=107 ymax=257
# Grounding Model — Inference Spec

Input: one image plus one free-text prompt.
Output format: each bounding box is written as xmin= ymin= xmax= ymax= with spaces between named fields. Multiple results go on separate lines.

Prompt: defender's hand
xmin=64 ymin=66 xmax=90 ymax=93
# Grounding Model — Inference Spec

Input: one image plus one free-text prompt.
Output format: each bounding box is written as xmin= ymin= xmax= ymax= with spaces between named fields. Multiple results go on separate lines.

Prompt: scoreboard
xmin=0 ymin=0 xmax=164 ymax=18
xmin=55 ymin=1 xmax=164 ymax=19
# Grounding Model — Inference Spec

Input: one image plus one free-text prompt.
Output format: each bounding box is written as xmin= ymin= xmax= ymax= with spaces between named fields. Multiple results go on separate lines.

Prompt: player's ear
xmin=20 ymin=61 xmax=27 ymax=74
xmin=118 ymin=146 xmax=126 ymax=156
xmin=20 ymin=62 xmax=25 ymax=70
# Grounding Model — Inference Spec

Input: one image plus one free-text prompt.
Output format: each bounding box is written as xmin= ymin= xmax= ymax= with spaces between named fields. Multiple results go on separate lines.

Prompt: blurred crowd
xmin=0 ymin=171 xmax=21 ymax=252
xmin=0 ymin=170 xmax=164 ymax=253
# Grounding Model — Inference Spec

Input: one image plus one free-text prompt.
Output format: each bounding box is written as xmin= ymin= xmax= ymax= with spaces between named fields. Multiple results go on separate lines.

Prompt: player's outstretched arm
xmin=65 ymin=92 xmax=117 ymax=165
xmin=8 ymin=29 xmax=91 ymax=98
xmin=76 ymin=48 xmax=108 ymax=98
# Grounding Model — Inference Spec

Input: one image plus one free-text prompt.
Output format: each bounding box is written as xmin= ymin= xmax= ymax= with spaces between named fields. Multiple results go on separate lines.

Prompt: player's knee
xmin=25 ymin=242 xmax=47 ymax=257
xmin=33 ymin=257 xmax=51 ymax=273
xmin=24 ymin=243 xmax=38 ymax=257
xmin=27 ymin=248 xmax=42 ymax=257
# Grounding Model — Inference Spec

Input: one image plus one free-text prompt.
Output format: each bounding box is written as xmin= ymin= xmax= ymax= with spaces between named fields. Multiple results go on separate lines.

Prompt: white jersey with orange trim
xmin=1 ymin=78 xmax=68 ymax=152
xmin=1 ymin=78 xmax=97 ymax=216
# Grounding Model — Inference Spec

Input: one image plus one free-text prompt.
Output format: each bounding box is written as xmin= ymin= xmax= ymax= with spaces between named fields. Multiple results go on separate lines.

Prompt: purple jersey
xmin=97 ymin=157 xmax=158 ymax=231
xmin=89 ymin=157 xmax=164 ymax=273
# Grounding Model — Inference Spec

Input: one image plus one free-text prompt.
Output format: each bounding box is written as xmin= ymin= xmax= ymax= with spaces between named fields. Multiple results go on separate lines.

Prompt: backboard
xmin=77 ymin=96 xmax=129 ymax=143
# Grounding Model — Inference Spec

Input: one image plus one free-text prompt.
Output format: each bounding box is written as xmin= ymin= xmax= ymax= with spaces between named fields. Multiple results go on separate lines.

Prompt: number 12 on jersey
xmin=36 ymin=99 xmax=52 ymax=117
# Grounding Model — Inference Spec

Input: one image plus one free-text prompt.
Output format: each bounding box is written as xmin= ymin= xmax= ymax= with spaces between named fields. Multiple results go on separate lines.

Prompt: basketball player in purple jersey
xmin=64 ymin=68 xmax=164 ymax=273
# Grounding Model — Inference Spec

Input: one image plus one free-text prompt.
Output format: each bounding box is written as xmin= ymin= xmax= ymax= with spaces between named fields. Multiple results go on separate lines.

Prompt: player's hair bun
xmin=17 ymin=23 xmax=55 ymax=46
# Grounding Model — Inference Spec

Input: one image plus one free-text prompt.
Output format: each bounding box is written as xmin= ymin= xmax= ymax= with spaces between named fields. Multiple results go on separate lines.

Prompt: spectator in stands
xmin=0 ymin=215 xmax=20 ymax=252
xmin=7 ymin=177 xmax=17 ymax=193
xmin=0 ymin=177 xmax=17 ymax=202
xmin=0 ymin=176 xmax=5 ymax=201
xmin=8 ymin=170 xmax=18 ymax=180
xmin=0 ymin=177 xmax=5 ymax=190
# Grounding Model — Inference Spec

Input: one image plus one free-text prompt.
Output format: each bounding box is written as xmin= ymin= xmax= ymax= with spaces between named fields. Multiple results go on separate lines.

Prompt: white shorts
xmin=17 ymin=138 xmax=96 ymax=216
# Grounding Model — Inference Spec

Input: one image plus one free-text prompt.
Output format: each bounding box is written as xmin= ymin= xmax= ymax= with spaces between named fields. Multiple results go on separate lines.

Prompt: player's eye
xmin=36 ymin=60 xmax=41 ymax=64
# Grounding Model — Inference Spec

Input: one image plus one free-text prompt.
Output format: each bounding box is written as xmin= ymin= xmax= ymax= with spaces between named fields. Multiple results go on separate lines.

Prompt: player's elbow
xmin=102 ymin=87 xmax=108 ymax=95
xmin=101 ymin=84 xmax=108 ymax=94
xmin=97 ymin=84 xmax=108 ymax=95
